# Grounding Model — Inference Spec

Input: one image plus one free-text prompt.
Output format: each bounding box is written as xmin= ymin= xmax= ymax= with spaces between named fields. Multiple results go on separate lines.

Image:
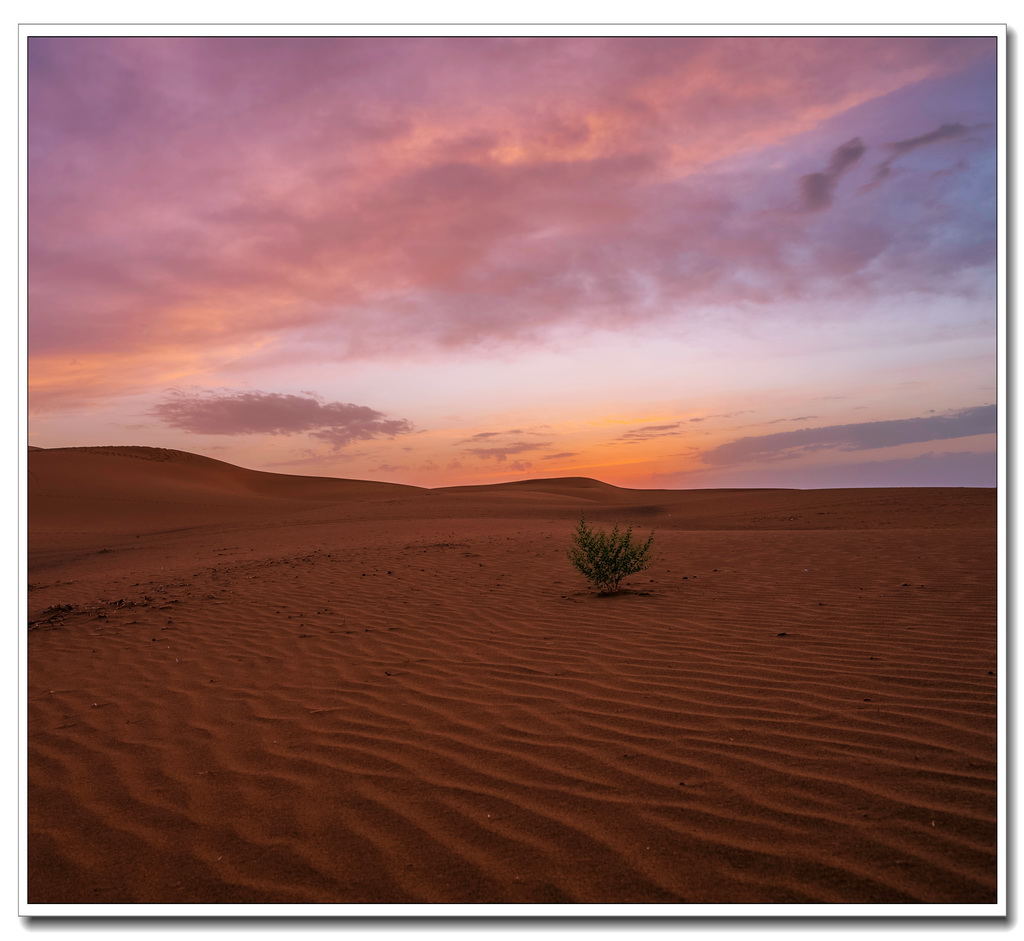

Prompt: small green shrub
xmin=567 ymin=515 xmax=654 ymax=594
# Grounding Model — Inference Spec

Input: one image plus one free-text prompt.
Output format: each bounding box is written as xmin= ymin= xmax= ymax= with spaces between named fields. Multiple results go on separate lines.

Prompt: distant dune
xmin=439 ymin=475 xmax=630 ymax=496
xmin=29 ymin=445 xmax=995 ymax=536
xmin=26 ymin=446 xmax=998 ymax=904
xmin=28 ymin=445 xmax=425 ymax=535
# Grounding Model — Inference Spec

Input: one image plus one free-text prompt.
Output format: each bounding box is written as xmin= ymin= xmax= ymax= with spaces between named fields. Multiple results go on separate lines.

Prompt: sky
xmin=26 ymin=34 xmax=999 ymax=489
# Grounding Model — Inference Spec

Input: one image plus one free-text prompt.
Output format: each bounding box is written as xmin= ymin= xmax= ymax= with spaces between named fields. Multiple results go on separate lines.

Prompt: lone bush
xmin=567 ymin=515 xmax=654 ymax=594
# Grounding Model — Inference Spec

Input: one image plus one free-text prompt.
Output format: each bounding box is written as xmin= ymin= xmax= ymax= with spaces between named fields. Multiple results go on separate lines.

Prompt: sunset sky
xmin=27 ymin=33 xmax=1000 ymax=489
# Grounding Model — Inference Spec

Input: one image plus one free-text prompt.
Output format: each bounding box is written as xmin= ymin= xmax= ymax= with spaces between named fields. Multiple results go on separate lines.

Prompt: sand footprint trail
xmin=27 ymin=448 xmax=997 ymax=904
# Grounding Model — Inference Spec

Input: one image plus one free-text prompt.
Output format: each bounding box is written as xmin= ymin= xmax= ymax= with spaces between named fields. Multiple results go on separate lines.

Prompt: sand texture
xmin=27 ymin=447 xmax=998 ymax=904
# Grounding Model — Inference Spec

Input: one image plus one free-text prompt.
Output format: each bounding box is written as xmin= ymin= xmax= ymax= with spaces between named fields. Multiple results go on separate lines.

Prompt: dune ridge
xmin=27 ymin=446 xmax=998 ymax=904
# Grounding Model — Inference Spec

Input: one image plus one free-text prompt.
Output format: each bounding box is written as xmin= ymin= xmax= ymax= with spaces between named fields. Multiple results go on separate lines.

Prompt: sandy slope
xmin=26 ymin=447 xmax=998 ymax=905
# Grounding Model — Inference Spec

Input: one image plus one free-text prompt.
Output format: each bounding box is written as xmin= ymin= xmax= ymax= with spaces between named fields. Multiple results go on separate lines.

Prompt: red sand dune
xmin=27 ymin=446 xmax=998 ymax=904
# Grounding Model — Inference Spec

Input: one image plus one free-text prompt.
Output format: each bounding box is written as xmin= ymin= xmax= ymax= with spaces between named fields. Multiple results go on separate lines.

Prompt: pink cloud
xmin=28 ymin=36 xmax=996 ymax=409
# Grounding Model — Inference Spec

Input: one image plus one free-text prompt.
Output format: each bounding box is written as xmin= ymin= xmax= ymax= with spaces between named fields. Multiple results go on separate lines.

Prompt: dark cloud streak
xmin=866 ymin=122 xmax=980 ymax=188
xmin=889 ymin=122 xmax=974 ymax=157
xmin=666 ymin=449 xmax=995 ymax=488
xmin=799 ymin=137 xmax=866 ymax=211
xmin=700 ymin=405 xmax=996 ymax=465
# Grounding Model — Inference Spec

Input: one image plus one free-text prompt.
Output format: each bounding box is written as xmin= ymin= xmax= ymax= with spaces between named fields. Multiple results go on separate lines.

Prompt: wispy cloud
xmin=458 ymin=428 xmax=529 ymax=444
xmin=688 ymin=411 xmax=750 ymax=424
xmin=150 ymin=389 xmax=415 ymax=449
xmin=766 ymin=415 xmax=819 ymax=424
xmin=617 ymin=422 xmax=685 ymax=442
xmin=699 ymin=405 xmax=996 ymax=465
xmin=462 ymin=441 xmax=552 ymax=463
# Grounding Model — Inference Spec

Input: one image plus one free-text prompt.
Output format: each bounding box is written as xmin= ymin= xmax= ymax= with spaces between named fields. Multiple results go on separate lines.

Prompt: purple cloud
xmin=889 ymin=121 xmax=976 ymax=156
xmin=150 ymin=389 xmax=414 ymax=449
xmin=671 ymin=449 xmax=996 ymax=489
xmin=866 ymin=121 xmax=980 ymax=187
xmin=700 ymin=405 xmax=996 ymax=466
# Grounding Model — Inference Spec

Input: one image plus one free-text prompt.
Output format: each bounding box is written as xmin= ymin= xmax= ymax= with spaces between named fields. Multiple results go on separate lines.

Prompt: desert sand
xmin=26 ymin=446 xmax=998 ymax=905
